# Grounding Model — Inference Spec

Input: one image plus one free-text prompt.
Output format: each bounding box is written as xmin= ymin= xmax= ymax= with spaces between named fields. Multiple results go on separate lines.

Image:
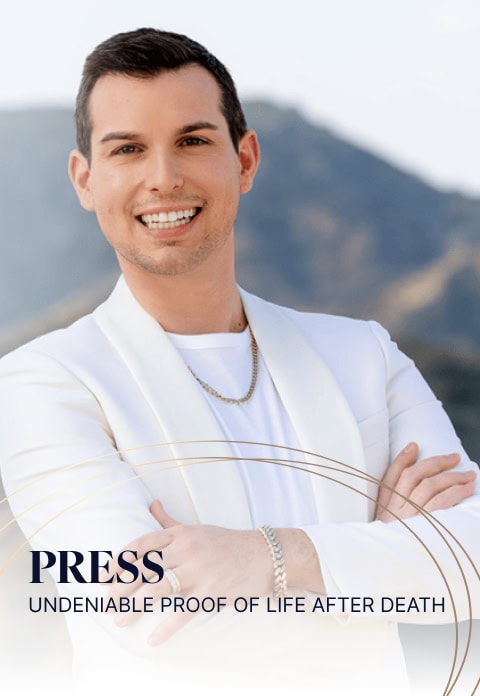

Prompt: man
xmin=0 ymin=28 xmax=479 ymax=694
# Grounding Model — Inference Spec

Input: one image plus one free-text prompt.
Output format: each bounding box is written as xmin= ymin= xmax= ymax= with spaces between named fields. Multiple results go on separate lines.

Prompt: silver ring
xmin=164 ymin=568 xmax=181 ymax=594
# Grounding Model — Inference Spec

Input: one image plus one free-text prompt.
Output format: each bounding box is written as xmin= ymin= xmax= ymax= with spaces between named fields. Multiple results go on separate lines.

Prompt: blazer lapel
xmin=241 ymin=290 xmax=369 ymax=523
xmin=94 ymin=277 xmax=252 ymax=529
xmin=94 ymin=277 xmax=368 ymax=527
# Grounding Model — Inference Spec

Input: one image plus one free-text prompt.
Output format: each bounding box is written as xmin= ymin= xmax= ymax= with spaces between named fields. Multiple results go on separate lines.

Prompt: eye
xmin=113 ymin=144 xmax=140 ymax=155
xmin=179 ymin=136 xmax=207 ymax=147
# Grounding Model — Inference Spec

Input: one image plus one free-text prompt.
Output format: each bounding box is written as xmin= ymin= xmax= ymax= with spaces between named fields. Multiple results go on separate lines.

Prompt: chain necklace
xmin=187 ymin=326 xmax=258 ymax=405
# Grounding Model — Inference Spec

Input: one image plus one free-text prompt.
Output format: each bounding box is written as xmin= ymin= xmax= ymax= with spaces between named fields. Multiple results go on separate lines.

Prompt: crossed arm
xmin=1 ymin=336 xmax=478 ymax=650
xmin=105 ymin=441 xmax=477 ymax=645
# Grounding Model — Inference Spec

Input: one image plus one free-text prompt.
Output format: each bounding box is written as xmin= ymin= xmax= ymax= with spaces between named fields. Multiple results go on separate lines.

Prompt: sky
xmin=1 ymin=0 xmax=479 ymax=196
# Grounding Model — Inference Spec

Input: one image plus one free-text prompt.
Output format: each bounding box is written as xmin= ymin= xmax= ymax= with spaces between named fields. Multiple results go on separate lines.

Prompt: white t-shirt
xmin=167 ymin=326 xmax=318 ymax=529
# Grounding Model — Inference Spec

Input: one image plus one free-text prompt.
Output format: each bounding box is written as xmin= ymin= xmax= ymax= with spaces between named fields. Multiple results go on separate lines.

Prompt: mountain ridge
xmin=1 ymin=104 xmax=479 ymax=457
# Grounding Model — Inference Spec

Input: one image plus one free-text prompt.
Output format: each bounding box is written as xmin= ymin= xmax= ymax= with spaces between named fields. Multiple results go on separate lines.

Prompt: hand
xmin=105 ymin=501 xmax=272 ymax=644
xmin=375 ymin=442 xmax=477 ymax=523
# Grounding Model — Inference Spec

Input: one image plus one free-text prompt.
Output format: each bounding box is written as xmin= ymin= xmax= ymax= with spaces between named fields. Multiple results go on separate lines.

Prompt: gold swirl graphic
xmin=0 ymin=439 xmax=478 ymax=695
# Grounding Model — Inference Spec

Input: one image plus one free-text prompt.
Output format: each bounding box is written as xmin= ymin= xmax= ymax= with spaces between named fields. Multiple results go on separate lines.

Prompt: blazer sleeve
xmin=302 ymin=321 xmax=480 ymax=624
xmin=0 ymin=345 xmax=173 ymax=655
xmin=0 ymin=347 xmax=159 ymax=554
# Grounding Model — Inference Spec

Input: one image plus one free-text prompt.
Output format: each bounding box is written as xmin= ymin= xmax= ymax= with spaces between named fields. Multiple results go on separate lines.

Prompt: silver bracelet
xmin=257 ymin=525 xmax=287 ymax=599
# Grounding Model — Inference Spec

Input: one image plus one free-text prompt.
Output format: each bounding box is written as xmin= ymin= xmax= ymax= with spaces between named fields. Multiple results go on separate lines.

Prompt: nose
xmin=143 ymin=148 xmax=183 ymax=193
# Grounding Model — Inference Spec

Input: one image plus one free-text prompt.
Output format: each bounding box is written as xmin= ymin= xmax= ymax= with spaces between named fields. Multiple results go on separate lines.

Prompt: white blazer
xmin=1 ymin=276 xmax=479 ymax=693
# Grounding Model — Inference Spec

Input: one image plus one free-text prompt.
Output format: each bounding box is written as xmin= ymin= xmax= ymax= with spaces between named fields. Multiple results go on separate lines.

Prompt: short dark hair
xmin=75 ymin=28 xmax=248 ymax=160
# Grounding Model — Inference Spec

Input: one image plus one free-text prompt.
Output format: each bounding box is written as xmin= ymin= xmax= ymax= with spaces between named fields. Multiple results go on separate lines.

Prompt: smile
xmin=137 ymin=208 xmax=200 ymax=229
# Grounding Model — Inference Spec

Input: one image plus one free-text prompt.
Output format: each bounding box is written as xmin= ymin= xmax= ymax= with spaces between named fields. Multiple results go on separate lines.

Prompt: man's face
xmin=69 ymin=65 xmax=259 ymax=278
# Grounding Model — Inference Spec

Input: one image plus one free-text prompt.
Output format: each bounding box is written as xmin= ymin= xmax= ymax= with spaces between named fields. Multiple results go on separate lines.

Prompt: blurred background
xmin=0 ymin=1 xmax=479 ymax=694
xmin=1 ymin=0 xmax=479 ymax=460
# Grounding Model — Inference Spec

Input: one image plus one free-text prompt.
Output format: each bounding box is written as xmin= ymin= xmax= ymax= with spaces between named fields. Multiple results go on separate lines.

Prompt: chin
xmin=119 ymin=245 xmax=216 ymax=278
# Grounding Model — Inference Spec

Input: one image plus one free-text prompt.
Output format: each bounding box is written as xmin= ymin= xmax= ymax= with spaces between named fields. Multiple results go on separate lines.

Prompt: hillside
xmin=2 ymin=104 xmax=480 ymax=346
xmin=0 ymin=104 xmax=479 ymax=459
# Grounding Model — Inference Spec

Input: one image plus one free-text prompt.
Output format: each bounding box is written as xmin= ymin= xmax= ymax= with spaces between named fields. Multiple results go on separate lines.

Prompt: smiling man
xmin=0 ymin=28 xmax=479 ymax=694
xmin=69 ymin=62 xmax=258 ymax=333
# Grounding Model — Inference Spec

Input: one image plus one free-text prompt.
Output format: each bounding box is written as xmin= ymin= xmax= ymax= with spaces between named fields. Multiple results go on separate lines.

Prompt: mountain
xmin=0 ymin=109 xmax=117 ymax=331
xmin=238 ymin=103 xmax=480 ymax=341
xmin=2 ymin=104 xmax=480 ymax=346
xmin=0 ymin=104 xmax=479 ymax=459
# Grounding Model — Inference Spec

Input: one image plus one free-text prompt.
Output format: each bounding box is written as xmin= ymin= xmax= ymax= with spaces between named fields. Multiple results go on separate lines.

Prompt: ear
xmin=238 ymin=129 xmax=260 ymax=194
xmin=68 ymin=149 xmax=95 ymax=211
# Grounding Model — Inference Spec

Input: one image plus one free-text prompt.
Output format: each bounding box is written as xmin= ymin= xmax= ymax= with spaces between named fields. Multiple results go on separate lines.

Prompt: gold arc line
xmin=1 ymin=441 xmax=478 ymax=693
xmin=0 ymin=462 xmax=468 ymax=695
xmin=2 ymin=456 xmax=475 ymax=603
xmin=0 ymin=436 xmax=420 ymax=507
xmin=3 ymin=444 xmax=479 ymax=592
xmin=0 ymin=466 xmax=471 ymax=696
xmin=3 ymin=449 xmax=479 ymax=593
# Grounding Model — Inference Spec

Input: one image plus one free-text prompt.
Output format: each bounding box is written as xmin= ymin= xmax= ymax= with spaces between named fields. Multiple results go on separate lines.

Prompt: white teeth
xmin=140 ymin=208 xmax=197 ymax=229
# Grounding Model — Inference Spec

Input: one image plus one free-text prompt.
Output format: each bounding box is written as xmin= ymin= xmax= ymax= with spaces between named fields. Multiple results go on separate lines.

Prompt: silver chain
xmin=187 ymin=326 xmax=258 ymax=405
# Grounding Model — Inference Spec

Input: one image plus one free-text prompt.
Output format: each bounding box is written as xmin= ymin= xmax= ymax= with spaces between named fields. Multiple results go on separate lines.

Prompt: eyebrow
xmin=99 ymin=131 xmax=140 ymax=145
xmin=99 ymin=122 xmax=219 ymax=146
xmin=178 ymin=121 xmax=219 ymax=135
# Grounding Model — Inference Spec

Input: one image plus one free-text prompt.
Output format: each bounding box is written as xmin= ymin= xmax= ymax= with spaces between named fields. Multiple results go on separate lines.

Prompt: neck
xmin=119 ymin=249 xmax=245 ymax=335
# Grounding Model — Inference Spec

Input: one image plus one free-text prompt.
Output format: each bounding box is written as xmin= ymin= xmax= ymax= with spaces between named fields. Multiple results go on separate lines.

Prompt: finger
xmin=150 ymin=499 xmax=180 ymax=528
xmin=387 ymin=453 xmax=461 ymax=504
xmin=400 ymin=469 xmax=476 ymax=511
xmin=103 ymin=533 xmax=172 ymax=581
xmin=376 ymin=442 xmax=418 ymax=512
xmin=409 ymin=453 xmax=461 ymax=482
xmin=113 ymin=569 xmax=184 ymax=627
xmin=106 ymin=561 xmax=163 ymax=601
xmin=148 ymin=607 xmax=196 ymax=645
xmin=421 ymin=479 xmax=477 ymax=514
xmin=113 ymin=581 xmax=168 ymax=627
xmin=377 ymin=471 xmax=476 ymax=522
